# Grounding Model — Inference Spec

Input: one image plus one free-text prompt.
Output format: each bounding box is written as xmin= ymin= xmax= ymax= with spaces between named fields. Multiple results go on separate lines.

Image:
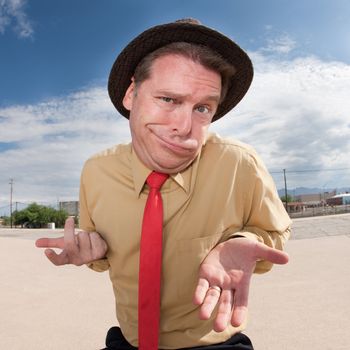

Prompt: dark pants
xmin=101 ymin=327 xmax=254 ymax=350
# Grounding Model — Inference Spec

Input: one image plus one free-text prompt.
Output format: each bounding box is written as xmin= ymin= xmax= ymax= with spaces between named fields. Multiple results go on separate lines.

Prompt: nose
xmin=171 ymin=105 xmax=192 ymax=136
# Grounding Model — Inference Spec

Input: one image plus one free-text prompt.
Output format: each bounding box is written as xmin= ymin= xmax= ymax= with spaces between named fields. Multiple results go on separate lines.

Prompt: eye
xmin=195 ymin=105 xmax=210 ymax=114
xmin=160 ymin=96 xmax=175 ymax=103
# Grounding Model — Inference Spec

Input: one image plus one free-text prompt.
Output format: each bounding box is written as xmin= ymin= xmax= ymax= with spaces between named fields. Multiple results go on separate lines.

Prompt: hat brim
xmin=108 ymin=21 xmax=253 ymax=122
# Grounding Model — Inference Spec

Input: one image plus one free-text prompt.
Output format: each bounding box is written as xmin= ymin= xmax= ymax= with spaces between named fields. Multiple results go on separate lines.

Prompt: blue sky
xmin=1 ymin=0 xmax=350 ymax=213
xmin=2 ymin=0 xmax=350 ymax=106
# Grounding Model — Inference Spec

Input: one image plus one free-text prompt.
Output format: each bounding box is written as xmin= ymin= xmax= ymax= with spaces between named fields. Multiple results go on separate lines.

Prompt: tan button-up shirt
xmin=79 ymin=133 xmax=291 ymax=349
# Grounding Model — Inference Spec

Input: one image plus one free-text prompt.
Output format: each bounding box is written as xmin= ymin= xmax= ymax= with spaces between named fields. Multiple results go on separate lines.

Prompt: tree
xmin=13 ymin=203 xmax=69 ymax=228
xmin=13 ymin=209 xmax=29 ymax=227
xmin=280 ymin=194 xmax=293 ymax=203
xmin=53 ymin=209 xmax=70 ymax=228
xmin=1 ymin=216 xmax=11 ymax=226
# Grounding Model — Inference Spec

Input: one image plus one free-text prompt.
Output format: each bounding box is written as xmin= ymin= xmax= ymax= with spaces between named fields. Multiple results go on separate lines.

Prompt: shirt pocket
xmin=175 ymin=232 xmax=223 ymax=300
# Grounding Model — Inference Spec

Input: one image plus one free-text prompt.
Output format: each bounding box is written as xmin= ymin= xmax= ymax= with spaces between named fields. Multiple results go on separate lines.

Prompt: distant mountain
xmin=278 ymin=187 xmax=350 ymax=197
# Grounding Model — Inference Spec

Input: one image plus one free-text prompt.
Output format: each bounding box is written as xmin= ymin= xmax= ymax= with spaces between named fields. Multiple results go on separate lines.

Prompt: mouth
xmin=151 ymin=131 xmax=198 ymax=155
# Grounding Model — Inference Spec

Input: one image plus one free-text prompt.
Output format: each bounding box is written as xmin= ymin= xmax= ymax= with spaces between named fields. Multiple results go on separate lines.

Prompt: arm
xmin=194 ymin=147 xmax=291 ymax=330
xmin=227 ymin=148 xmax=291 ymax=273
xmin=78 ymin=165 xmax=110 ymax=272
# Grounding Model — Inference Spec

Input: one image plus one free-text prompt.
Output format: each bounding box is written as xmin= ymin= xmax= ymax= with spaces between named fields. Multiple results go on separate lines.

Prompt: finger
xmin=231 ymin=278 xmax=250 ymax=327
xmin=76 ymin=231 xmax=92 ymax=256
xmin=213 ymin=289 xmax=233 ymax=332
xmin=198 ymin=286 xmax=221 ymax=320
xmin=63 ymin=217 xmax=77 ymax=251
xmin=90 ymin=232 xmax=108 ymax=260
xmin=44 ymin=248 xmax=69 ymax=266
xmin=255 ymin=243 xmax=289 ymax=265
xmin=231 ymin=304 xmax=248 ymax=327
xmin=193 ymin=278 xmax=209 ymax=305
xmin=35 ymin=237 xmax=65 ymax=249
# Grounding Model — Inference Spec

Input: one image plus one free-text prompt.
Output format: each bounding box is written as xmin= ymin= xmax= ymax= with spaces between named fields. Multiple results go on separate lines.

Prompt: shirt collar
xmin=131 ymin=146 xmax=199 ymax=197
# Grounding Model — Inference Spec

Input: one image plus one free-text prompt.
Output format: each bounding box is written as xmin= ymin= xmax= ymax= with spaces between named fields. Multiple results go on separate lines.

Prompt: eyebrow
xmin=155 ymin=90 xmax=221 ymax=104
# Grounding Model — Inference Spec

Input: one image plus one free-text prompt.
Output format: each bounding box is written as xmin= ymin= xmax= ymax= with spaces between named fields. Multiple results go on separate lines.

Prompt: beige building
xmin=294 ymin=190 xmax=336 ymax=206
xmin=59 ymin=201 xmax=79 ymax=216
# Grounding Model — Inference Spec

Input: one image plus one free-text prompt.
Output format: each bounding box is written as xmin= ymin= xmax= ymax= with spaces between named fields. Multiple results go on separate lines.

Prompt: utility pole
xmin=283 ymin=169 xmax=288 ymax=213
xmin=9 ymin=178 xmax=14 ymax=228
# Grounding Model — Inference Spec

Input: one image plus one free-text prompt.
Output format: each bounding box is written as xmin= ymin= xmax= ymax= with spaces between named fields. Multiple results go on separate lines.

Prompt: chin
xmin=150 ymin=149 xmax=197 ymax=171
xmin=156 ymin=159 xmax=193 ymax=173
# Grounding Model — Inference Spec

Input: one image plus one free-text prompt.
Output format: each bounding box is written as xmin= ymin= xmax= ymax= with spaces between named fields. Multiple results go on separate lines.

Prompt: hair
xmin=133 ymin=42 xmax=236 ymax=103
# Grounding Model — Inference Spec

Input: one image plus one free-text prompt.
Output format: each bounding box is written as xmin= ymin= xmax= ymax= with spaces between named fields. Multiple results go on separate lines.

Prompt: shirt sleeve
xmin=79 ymin=162 xmax=110 ymax=272
xmin=228 ymin=148 xmax=292 ymax=274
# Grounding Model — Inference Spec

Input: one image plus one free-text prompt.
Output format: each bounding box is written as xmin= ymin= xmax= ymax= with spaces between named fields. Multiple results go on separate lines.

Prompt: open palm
xmin=193 ymin=238 xmax=289 ymax=332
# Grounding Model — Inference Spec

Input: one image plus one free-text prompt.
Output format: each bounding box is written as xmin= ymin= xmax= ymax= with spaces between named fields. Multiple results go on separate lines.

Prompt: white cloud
xmin=1 ymin=51 xmax=350 ymax=212
xmin=211 ymin=53 xmax=350 ymax=189
xmin=0 ymin=87 xmax=131 ymax=212
xmin=260 ymin=33 xmax=297 ymax=54
xmin=264 ymin=24 xmax=273 ymax=31
xmin=0 ymin=0 xmax=33 ymax=38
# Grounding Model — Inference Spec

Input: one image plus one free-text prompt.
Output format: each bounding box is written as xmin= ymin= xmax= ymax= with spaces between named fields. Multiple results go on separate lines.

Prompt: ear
xmin=122 ymin=78 xmax=136 ymax=111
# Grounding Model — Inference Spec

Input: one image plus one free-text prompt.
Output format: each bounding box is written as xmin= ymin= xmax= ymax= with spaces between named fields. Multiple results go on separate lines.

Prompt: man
xmin=36 ymin=19 xmax=291 ymax=350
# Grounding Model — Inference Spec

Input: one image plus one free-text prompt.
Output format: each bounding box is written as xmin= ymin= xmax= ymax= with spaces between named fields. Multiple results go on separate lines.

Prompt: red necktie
xmin=138 ymin=171 xmax=169 ymax=350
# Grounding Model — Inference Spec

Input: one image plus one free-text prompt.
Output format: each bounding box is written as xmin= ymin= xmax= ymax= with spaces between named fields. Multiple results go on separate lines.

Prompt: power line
xmin=283 ymin=169 xmax=288 ymax=212
xmin=9 ymin=178 xmax=14 ymax=228
xmin=270 ymin=167 xmax=350 ymax=174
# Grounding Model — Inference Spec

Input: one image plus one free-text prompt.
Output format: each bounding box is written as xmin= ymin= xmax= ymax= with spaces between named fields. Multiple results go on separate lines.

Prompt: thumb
xmin=44 ymin=248 xmax=69 ymax=266
xmin=255 ymin=242 xmax=289 ymax=265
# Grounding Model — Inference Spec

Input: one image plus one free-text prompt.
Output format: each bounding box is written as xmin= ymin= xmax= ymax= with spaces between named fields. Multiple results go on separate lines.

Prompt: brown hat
xmin=108 ymin=19 xmax=253 ymax=122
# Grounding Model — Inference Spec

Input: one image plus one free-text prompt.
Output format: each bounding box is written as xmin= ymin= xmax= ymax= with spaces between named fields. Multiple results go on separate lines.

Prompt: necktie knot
xmin=146 ymin=171 xmax=169 ymax=190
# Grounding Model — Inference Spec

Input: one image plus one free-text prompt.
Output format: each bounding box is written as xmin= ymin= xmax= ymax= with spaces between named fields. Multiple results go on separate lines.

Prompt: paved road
xmin=1 ymin=212 xmax=350 ymax=240
xmin=291 ymin=212 xmax=350 ymax=239
xmin=0 ymin=227 xmax=63 ymax=239
xmin=1 ymin=213 xmax=350 ymax=349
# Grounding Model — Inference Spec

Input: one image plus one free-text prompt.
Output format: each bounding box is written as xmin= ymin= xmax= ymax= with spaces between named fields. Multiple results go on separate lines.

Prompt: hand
xmin=35 ymin=217 xmax=108 ymax=266
xmin=193 ymin=238 xmax=289 ymax=332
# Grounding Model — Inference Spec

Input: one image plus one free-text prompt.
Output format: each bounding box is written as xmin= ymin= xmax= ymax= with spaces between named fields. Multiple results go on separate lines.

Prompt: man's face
xmin=122 ymin=54 xmax=222 ymax=174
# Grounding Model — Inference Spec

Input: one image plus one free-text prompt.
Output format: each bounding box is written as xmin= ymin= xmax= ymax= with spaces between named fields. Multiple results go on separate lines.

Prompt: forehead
xmin=147 ymin=54 xmax=221 ymax=87
xmin=150 ymin=53 xmax=217 ymax=73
